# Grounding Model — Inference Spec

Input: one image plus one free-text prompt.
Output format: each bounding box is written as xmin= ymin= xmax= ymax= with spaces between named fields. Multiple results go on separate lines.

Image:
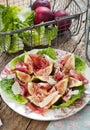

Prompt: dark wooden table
xmin=0 ymin=0 xmax=90 ymax=130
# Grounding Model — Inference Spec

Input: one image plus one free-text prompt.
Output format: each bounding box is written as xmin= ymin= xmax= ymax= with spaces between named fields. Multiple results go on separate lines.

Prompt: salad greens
xmin=0 ymin=5 xmax=5 ymax=51
xmin=37 ymin=47 xmax=57 ymax=60
xmin=0 ymin=5 xmax=5 ymax=31
xmin=0 ymin=5 xmax=35 ymax=53
xmin=0 ymin=48 xmax=87 ymax=109
xmin=0 ymin=78 xmax=27 ymax=104
xmin=45 ymin=26 xmax=58 ymax=46
xmin=2 ymin=6 xmax=22 ymax=31
xmin=75 ymin=55 xmax=86 ymax=72
xmin=37 ymin=48 xmax=86 ymax=109
xmin=0 ymin=5 xmax=58 ymax=53
xmin=51 ymin=85 xmax=86 ymax=109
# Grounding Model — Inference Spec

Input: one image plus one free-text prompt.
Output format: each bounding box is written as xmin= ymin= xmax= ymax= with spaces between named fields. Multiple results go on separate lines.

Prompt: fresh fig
xmin=62 ymin=54 xmax=75 ymax=74
xmin=16 ymin=70 xmax=31 ymax=83
xmin=54 ymin=10 xmax=71 ymax=32
xmin=34 ymin=6 xmax=54 ymax=24
xmin=35 ymin=63 xmax=53 ymax=76
xmin=69 ymin=77 xmax=83 ymax=88
xmin=55 ymin=78 xmax=68 ymax=95
xmin=32 ymin=0 xmax=51 ymax=10
xmin=24 ymin=53 xmax=34 ymax=74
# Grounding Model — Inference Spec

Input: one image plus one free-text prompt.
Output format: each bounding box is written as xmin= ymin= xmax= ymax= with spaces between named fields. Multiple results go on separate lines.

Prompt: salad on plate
xmin=0 ymin=47 xmax=89 ymax=116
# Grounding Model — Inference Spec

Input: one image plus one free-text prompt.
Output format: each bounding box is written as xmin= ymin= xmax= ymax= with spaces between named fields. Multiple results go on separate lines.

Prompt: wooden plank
xmin=82 ymin=0 xmax=88 ymax=7
xmin=75 ymin=0 xmax=87 ymax=11
xmin=26 ymin=120 xmax=49 ymax=130
xmin=52 ymin=21 xmax=85 ymax=52
xmin=0 ymin=52 xmax=21 ymax=73
xmin=74 ymin=35 xmax=90 ymax=66
xmin=0 ymin=100 xmax=31 ymax=130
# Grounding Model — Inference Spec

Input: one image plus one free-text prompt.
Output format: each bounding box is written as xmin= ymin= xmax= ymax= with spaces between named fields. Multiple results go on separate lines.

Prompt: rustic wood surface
xmin=0 ymin=0 xmax=89 ymax=130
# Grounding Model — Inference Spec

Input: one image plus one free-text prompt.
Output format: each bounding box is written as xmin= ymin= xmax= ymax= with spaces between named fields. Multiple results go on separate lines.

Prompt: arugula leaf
xmin=75 ymin=55 xmax=86 ymax=72
xmin=0 ymin=78 xmax=27 ymax=104
xmin=51 ymin=85 xmax=86 ymax=109
xmin=37 ymin=47 xmax=57 ymax=60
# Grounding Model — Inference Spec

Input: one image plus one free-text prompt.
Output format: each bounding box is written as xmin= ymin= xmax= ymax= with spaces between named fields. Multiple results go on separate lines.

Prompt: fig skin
xmin=32 ymin=0 xmax=51 ymax=10
xmin=54 ymin=10 xmax=72 ymax=32
xmin=34 ymin=6 xmax=54 ymax=24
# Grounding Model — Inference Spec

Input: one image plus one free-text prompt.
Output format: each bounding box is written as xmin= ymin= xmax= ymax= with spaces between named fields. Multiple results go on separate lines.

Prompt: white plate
xmin=0 ymin=49 xmax=90 ymax=121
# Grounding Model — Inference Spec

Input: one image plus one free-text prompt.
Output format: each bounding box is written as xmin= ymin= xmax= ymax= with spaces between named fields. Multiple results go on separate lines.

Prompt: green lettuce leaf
xmin=45 ymin=26 xmax=58 ymax=46
xmin=0 ymin=5 xmax=58 ymax=53
xmin=75 ymin=55 xmax=86 ymax=72
xmin=0 ymin=5 xmax=5 ymax=31
xmin=24 ymin=10 xmax=35 ymax=24
xmin=37 ymin=47 xmax=57 ymax=60
xmin=0 ymin=6 xmax=35 ymax=53
xmin=51 ymin=85 xmax=86 ymax=109
xmin=0 ymin=5 xmax=5 ymax=51
xmin=10 ymin=54 xmax=24 ymax=69
xmin=6 ymin=34 xmax=24 ymax=53
xmin=0 ymin=6 xmax=24 ymax=53
xmin=2 ymin=6 xmax=22 ymax=31
xmin=19 ymin=23 xmax=45 ymax=46
xmin=0 ymin=78 xmax=27 ymax=104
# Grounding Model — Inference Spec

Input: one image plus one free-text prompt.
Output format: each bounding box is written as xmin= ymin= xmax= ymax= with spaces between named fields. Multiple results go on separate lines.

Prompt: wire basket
xmin=0 ymin=0 xmax=85 ymax=53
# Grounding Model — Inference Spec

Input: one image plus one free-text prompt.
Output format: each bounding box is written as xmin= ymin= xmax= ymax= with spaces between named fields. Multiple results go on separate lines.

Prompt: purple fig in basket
xmin=54 ymin=10 xmax=72 ymax=32
xmin=34 ymin=6 xmax=54 ymax=24
xmin=32 ymin=0 xmax=51 ymax=10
